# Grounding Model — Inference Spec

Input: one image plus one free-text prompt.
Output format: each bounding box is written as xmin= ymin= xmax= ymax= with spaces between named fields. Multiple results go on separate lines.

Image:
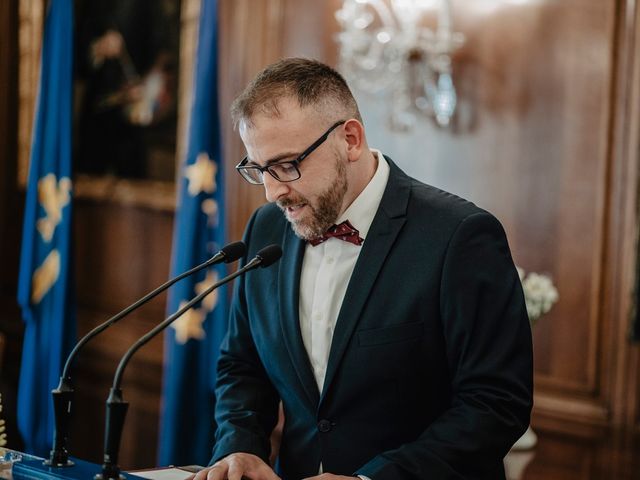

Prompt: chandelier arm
xmin=365 ymin=0 xmax=397 ymax=29
xmin=434 ymin=0 xmax=453 ymax=52
xmin=336 ymin=0 xmax=464 ymax=130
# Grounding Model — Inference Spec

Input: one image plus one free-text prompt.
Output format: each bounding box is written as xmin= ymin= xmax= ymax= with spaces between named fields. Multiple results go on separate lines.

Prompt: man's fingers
xmin=227 ymin=462 xmax=246 ymax=480
xmin=207 ymin=464 xmax=228 ymax=480
xmin=191 ymin=453 xmax=280 ymax=480
xmin=264 ymin=468 xmax=281 ymax=480
xmin=257 ymin=464 xmax=281 ymax=480
xmin=191 ymin=468 xmax=206 ymax=480
xmin=190 ymin=464 xmax=226 ymax=480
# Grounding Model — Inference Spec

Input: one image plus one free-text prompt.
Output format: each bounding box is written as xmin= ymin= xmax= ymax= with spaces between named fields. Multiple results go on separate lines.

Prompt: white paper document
xmin=130 ymin=466 xmax=202 ymax=480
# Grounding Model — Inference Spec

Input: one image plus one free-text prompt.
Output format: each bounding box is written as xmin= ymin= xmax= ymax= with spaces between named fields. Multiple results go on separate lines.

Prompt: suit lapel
xmin=278 ymin=226 xmax=321 ymax=406
xmin=320 ymin=160 xmax=411 ymax=401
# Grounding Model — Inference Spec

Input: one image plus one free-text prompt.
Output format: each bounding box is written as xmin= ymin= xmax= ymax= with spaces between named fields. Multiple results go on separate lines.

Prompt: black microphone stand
xmin=96 ymin=246 xmax=281 ymax=480
xmin=46 ymin=242 xmax=245 ymax=467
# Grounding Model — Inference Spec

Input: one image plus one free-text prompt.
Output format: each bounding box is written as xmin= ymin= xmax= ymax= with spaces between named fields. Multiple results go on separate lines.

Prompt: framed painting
xmin=18 ymin=0 xmax=200 ymax=211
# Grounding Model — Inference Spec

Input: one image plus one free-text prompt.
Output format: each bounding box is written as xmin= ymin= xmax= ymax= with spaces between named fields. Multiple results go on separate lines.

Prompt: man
xmin=197 ymin=58 xmax=533 ymax=480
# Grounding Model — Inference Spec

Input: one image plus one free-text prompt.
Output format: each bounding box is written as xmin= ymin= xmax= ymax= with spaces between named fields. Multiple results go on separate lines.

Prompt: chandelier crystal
xmin=336 ymin=0 xmax=464 ymax=130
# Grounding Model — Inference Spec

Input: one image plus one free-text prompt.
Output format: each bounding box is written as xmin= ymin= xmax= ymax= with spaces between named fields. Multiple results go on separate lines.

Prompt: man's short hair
xmin=231 ymin=57 xmax=362 ymax=127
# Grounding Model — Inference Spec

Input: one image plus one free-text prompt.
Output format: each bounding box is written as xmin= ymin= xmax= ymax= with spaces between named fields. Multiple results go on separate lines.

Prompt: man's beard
xmin=277 ymin=156 xmax=348 ymax=241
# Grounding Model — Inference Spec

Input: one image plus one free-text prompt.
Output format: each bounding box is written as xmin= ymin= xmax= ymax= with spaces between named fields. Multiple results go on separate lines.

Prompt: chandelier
xmin=336 ymin=0 xmax=464 ymax=131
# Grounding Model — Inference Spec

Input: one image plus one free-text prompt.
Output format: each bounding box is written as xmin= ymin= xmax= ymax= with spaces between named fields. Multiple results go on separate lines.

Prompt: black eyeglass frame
xmin=235 ymin=120 xmax=347 ymax=185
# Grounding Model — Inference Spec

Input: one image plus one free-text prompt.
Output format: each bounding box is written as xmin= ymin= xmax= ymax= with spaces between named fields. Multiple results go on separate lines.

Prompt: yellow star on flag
xmin=201 ymin=198 xmax=219 ymax=227
xmin=171 ymin=301 xmax=206 ymax=344
xmin=195 ymin=269 xmax=219 ymax=312
xmin=185 ymin=152 xmax=217 ymax=196
xmin=31 ymin=249 xmax=61 ymax=304
xmin=36 ymin=174 xmax=72 ymax=242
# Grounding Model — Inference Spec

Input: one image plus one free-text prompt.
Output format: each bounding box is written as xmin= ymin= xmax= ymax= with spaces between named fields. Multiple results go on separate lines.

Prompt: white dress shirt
xmin=298 ymin=150 xmax=389 ymax=480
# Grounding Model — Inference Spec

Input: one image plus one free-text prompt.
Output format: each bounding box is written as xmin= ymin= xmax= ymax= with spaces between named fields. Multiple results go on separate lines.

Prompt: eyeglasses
xmin=235 ymin=120 xmax=346 ymax=185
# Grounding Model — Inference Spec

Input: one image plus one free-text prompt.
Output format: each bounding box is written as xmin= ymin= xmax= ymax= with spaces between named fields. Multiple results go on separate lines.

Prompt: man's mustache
xmin=277 ymin=196 xmax=306 ymax=209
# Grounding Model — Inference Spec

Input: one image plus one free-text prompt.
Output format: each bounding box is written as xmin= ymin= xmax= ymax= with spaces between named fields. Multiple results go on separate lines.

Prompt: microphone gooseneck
xmin=97 ymin=244 xmax=282 ymax=480
xmin=48 ymin=241 xmax=245 ymax=468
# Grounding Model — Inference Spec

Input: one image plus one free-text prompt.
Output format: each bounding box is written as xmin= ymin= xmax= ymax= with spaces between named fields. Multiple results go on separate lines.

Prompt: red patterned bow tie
xmin=309 ymin=220 xmax=364 ymax=247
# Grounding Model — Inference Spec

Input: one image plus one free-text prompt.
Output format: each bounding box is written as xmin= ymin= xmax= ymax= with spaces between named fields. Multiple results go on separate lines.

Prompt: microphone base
xmin=95 ymin=457 xmax=126 ymax=480
xmin=43 ymin=457 xmax=75 ymax=468
xmin=44 ymin=443 xmax=74 ymax=468
xmin=94 ymin=473 xmax=126 ymax=480
xmin=49 ymin=382 xmax=75 ymax=469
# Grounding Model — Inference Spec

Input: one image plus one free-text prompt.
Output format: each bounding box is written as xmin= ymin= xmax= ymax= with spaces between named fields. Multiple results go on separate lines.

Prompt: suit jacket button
xmin=317 ymin=419 xmax=332 ymax=433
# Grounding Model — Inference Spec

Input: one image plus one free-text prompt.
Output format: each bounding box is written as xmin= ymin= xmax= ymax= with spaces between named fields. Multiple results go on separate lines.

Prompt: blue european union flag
xmin=17 ymin=0 xmax=76 ymax=457
xmin=158 ymin=0 xmax=226 ymax=466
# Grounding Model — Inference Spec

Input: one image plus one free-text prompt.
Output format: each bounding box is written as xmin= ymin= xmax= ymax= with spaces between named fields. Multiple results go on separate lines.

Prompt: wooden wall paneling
xmin=449 ymin=0 xmax=617 ymax=427
xmin=625 ymin=0 xmax=640 ymax=432
xmin=69 ymin=306 xmax=166 ymax=468
xmin=603 ymin=0 xmax=640 ymax=429
xmin=280 ymin=0 xmax=341 ymax=62
xmin=74 ymin=203 xmax=174 ymax=313
xmin=349 ymin=0 xmax=619 ymax=426
xmin=500 ymin=0 xmax=613 ymax=399
xmin=530 ymin=0 xmax=640 ymax=432
xmin=518 ymin=428 xmax=640 ymax=479
xmin=70 ymin=200 xmax=174 ymax=468
xmin=219 ymin=0 xmax=287 ymax=244
xmin=323 ymin=0 xmax=633 ymax=431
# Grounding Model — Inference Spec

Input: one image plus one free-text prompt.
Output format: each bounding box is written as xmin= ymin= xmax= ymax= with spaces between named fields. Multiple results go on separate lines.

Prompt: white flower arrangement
xmin=517 ymin=267 xmax=559 ymax=325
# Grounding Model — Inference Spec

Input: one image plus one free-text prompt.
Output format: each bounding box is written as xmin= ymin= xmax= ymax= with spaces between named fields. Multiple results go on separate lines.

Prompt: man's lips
xmin=281 ymin=203 xmax=307 ymax=219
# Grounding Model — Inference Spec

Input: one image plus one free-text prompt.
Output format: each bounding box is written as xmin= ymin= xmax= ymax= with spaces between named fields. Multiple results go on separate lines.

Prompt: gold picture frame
xmin=18 ymin=0 xmax=200 ymax=211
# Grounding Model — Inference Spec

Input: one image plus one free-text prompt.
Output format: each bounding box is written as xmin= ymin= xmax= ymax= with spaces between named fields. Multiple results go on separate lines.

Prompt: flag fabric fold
xmin=17 ymin=0 xmax=76 ymax=457
xmin=158 ymin=0 xmax=226 ymax=466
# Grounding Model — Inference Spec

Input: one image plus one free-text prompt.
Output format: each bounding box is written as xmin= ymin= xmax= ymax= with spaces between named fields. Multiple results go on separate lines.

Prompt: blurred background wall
xmin=1 ymin=0 xmax=639 ymax=473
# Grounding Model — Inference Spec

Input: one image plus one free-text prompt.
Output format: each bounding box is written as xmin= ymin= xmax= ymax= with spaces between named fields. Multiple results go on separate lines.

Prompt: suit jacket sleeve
xmin=209 ymin=210 xmax=280 ymax=465
xmin=357 ymin=211 xmax=533 ymax=479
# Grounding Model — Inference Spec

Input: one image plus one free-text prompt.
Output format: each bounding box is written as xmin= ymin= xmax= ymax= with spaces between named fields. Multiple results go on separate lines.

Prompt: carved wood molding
xmin=534 ymin=390 xmax=609 ymax=426
xmin=73 ymin=175 xmax=177 ymax=212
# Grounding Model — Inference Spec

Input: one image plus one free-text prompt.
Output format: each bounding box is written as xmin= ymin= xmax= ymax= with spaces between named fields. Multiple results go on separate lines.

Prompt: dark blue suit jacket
xmin=211 ymin=158 xmax=533 ymax=479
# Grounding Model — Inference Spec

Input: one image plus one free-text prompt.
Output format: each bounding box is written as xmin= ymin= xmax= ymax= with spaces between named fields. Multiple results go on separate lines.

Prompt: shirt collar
xmin=336 ymin=149 xmax=390 ymax=241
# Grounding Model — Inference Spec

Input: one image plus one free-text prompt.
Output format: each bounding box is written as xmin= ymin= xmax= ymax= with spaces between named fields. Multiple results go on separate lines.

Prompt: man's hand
xmin=192 ymin=453 xmax=281 ymax=480
xmin=302 ymin=475 xmax=359 ymax=480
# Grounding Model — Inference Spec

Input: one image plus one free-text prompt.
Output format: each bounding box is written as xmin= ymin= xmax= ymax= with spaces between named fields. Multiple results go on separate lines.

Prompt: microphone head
xmin=256 ymin=244 xmax=282 ymax=268
xmin=221 ymin=241 xmax=247 ymax=263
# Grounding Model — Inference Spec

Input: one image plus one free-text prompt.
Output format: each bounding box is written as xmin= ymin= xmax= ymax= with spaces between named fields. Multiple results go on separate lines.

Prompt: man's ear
xmin=343 ymin=119 xmax=365 ymax=162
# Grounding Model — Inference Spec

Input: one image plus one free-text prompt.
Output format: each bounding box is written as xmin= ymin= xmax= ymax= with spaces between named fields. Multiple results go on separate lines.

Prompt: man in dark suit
xmin=196 ymin=58 xmax=533 ymax=480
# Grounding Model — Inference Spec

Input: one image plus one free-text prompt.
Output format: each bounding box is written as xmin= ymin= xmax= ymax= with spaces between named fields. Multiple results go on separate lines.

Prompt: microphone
xmin=96 ymin=244 xmax=282 ymax=480
xmin=46 ymin=241 xmax=246 ymax=468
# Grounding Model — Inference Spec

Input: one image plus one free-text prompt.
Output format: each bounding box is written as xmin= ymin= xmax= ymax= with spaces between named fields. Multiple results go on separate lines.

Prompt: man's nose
xmin=263 ymin=173 xmax=289 ymax=203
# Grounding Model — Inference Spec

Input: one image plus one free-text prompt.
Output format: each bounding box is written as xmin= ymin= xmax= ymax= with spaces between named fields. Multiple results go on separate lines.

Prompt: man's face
xmin=239 ymin=98 xmax=349 ymax=240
